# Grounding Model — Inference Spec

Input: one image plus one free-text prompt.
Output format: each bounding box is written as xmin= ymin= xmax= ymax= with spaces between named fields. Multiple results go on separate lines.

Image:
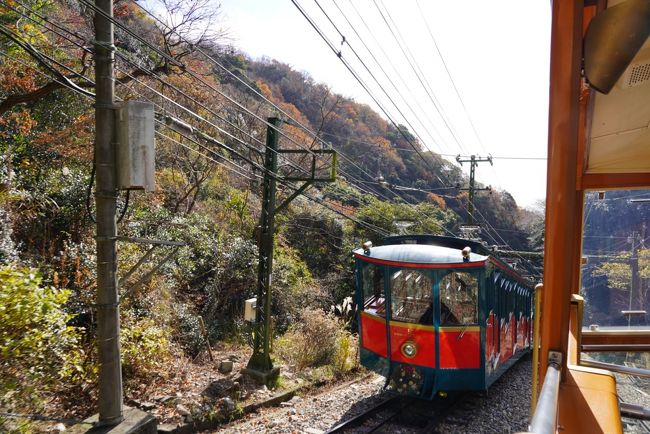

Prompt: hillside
xmin=215 ymin=51 xmax=536 ymax=250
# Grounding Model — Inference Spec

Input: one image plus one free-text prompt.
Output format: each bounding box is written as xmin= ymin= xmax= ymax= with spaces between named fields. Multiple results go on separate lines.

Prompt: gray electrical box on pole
xmin=117 ymin=101 xmax=155 ymax=192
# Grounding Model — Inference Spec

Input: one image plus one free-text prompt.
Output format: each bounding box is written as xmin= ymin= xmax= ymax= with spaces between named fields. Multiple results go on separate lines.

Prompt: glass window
xmin=580 ymin=190 xmax=650 ymax=329
xmin=362 ymin=263 xmax=386 ymax=317
xmin=390 ymin=270 xmax=433 ymax=324
xmin=440 ymin=271 xmax=478 ymax=325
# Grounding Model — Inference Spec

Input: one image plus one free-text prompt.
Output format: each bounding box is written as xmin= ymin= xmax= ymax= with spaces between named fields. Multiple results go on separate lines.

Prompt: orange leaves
xmin=256 ymin=80 xmax=273 ymax=99
xmin=32 ymin=114 xmax=93 ymax=161
xmin=0 ymin=110 xmax=38 ymax=139
xmin=426 ymin=193 xmax=447 ymax=210
xmin=0 ymin=60 xmax=40 ymax=95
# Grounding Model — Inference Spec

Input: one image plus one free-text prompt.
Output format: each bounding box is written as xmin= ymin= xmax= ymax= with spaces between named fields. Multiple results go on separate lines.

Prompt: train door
xmin=357 ymin=261 xmax=389 ymax=376
xmin=437 ymin=270 xmax=481 ymax=372
xmin=387 ymin=268 xmax=435 ymax=369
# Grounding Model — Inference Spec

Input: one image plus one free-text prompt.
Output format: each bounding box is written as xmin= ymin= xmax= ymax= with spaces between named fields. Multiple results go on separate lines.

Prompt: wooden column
xmin=540 ymin=0 xmax=584 ymax=380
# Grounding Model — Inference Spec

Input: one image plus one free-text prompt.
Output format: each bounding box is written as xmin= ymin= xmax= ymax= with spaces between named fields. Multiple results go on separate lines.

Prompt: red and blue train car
xmin=353 ymin=235 xmax=533 ymax=398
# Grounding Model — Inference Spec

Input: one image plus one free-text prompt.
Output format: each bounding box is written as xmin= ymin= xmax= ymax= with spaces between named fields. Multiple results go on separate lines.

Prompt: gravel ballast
xmin=216 ymin=357 xmax=533 ymax=433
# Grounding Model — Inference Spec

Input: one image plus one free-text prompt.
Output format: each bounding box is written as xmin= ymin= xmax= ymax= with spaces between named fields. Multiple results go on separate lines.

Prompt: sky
xmin=217 ymin=0 xmax=551 ymax=209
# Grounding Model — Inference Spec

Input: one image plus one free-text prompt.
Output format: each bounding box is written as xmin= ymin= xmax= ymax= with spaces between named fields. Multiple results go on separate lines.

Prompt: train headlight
xmin=401 ymin=341 xmax=417 ymax=358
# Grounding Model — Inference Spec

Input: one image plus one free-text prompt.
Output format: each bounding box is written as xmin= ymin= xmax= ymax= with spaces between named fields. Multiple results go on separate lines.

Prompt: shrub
xmin=173 ymin=303 xmax=206 ymax=357
xmin=0 ymin=267 xmax=82 ymax=412
xmin=120 ymin=315 xmax=171 ymax=379
xmin=274 ymin=308 xmax=355 ymax=374
xmin=333 ymin=329 xmax=356 ymax=373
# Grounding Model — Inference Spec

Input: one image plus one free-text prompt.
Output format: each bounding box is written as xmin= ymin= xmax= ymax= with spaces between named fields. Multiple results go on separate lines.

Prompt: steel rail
xmin=325 ymin=396 xmax=401 ymax=433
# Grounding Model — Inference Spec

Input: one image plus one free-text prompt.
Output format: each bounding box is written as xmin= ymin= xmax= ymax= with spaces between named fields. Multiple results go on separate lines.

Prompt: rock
xmin=158 ymin=395 xmax=175 ymax=403
xmin=176 ymin=404 xmax=191 ymax=416
xmin=221 ymin=397 xmax=235 ymax=413
xmin=304 ymin=429 xmax=324 ymax=434
xmin=52 ymin=423 xmax=66 ymax=432
xmin=219 ymin=360 xmax=234 ymax=374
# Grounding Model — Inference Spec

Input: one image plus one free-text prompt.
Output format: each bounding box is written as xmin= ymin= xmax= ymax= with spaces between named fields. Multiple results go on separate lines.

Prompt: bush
xmin=173 ymin=303 xmax=206 ymax=357
xmin=0 ymin=267 xmax=82 ymax=412
xmin=121 ymin=315 xmax=171 ymax=379
xmin=274 ymin=308 xmax=355 ymax=374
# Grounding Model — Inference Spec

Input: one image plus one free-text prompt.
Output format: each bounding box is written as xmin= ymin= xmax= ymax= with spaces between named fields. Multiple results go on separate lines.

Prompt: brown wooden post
xmin=540 ymin=0 xmax=585 ymax=381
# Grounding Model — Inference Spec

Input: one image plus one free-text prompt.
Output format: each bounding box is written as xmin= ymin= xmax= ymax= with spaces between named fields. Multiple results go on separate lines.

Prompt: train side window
xmin=390 ymin=270 xmax=433 ymax=324
xmin=361 ymin=264 xmax=386 ymax=317
xmin=440 ymin=271 xmax=478 ymax=325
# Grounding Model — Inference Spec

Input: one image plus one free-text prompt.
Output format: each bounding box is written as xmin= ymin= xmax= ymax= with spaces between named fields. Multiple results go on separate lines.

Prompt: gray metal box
xmin=244 ymin=298 xmax=257 ymax=322
xmin=117 ymin=101 xmax=155 ymax=192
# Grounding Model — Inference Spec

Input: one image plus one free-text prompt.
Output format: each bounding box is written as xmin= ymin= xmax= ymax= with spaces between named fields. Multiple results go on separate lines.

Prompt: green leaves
xmin=0 ymin=266 xmax=82 ymax=413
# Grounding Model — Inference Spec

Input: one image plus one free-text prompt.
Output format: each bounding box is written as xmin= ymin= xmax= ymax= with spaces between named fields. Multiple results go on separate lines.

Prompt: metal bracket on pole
xmin=115 ymin=237 xmax=184 ymax=302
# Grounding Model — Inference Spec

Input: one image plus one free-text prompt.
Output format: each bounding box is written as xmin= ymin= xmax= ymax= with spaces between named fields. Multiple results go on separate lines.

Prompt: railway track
xmin=326 ymin=392 xmax=466 ymax=434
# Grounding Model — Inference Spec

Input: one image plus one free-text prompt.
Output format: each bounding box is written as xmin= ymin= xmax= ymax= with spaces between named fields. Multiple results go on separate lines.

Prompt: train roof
xmin=354 ymin=235 xmax=533 ymax=286
xmin=382 ymin=234 xmax=492 ymax=255
xmin=353 ymin=243 xmax=488 ymax=268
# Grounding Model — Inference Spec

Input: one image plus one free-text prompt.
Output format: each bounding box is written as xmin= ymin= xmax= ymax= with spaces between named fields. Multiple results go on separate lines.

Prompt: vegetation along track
xmin=326 ymin=392 xmax=467 ymax=434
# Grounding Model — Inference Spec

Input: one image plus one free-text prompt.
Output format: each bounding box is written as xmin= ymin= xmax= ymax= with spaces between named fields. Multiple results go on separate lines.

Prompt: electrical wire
xmin=312 ymin=0 xmax=446 ymax=154
xmin=3 ymin=1 xmax=502 ymax=242
xmin=84 ymin=0 xmax=397 ymax=204
xmin=127 ymin=0 xmax=459 ymax=221
xmin=415 ymin=0 xmax=487 ymax=156
xmin=290 ymin=0 xmax=449 ymax=188
xmin=371 ymin=0 xmax=467 ymax=154
xmin=129 ymin=0 xmax=412 ymax=182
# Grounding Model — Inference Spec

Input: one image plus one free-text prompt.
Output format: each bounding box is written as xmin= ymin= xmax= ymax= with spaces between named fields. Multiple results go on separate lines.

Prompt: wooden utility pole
xmin=94 ymin=0 xmax=123 ymax=424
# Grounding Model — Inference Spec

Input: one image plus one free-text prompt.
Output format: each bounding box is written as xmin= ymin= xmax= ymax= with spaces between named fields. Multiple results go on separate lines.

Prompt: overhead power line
xmin=291 ymin=0 xmax=449 ymax=188
xmin=4 ymin=0 xmax=466 ymax=240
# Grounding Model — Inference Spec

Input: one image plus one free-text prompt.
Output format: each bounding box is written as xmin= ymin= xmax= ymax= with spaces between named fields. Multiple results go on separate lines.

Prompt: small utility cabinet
xmin=117 ymin=101 xmax=155 ymax=192
xmin=244 ymin=298 xmax=257 ymax=322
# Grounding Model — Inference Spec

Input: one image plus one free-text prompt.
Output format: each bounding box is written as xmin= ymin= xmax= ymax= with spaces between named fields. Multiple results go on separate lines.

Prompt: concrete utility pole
xmin=456 ymin=154 xmax=492 ymax=225
xmin=94 ymin=0 xmax=123 ymax=424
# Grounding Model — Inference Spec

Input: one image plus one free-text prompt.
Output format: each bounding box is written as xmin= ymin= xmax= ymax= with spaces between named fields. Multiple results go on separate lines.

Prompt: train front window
xmin=361 ymin=263 xmax=386 ymax=317
xmin=390 ymin=270 xmax=433 ymax=324
xmin=440 ymin=271 xmax=478 ymax=325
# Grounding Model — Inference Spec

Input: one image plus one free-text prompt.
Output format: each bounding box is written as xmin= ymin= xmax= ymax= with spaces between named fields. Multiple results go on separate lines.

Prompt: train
xmin=353 ymin=234 xmax=533 ymax=398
